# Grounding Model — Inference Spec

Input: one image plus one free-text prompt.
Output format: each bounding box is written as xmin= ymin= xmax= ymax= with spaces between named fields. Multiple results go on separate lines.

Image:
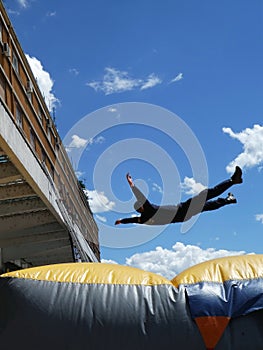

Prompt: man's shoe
xmin=226 ymin=192 xmax=237 ymax=204
xmin=231 ymin=166 xmax=243 ymax=184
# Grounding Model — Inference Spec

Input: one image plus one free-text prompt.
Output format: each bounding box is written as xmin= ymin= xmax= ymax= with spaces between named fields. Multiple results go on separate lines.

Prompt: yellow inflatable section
xmin=2 ymin=262 xmax=171 ymax=285
xmin=172 ymin=254 xmax=263 ymax=286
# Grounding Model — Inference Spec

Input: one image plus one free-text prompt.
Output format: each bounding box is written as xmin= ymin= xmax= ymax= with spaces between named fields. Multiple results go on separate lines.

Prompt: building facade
xmin=0 ymin=1 xmax=100 ymax=271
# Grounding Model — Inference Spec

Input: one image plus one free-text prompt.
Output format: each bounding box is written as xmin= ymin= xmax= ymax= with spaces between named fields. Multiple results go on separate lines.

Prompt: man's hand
xmin=126 ymin=173 xmax=134 ymax=187
xmin=115 ymin=219 xmax=121 ymax=225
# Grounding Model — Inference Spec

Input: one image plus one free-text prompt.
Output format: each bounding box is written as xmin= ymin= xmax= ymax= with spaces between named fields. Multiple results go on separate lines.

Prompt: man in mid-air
xmin=115 ymin=166 xmax=243 ymax=226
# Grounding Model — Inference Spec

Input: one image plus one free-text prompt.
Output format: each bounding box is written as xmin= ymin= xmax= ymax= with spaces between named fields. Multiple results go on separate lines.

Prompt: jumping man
xmin=115 ymin=166 xmax=243 ymax=226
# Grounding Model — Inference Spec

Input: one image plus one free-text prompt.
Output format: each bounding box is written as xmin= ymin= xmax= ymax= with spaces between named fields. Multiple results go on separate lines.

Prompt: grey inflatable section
xmin=0 ymin=279 xmax=203 ymax=349
xmin=0 ymin=262 xmax=263 ymax=350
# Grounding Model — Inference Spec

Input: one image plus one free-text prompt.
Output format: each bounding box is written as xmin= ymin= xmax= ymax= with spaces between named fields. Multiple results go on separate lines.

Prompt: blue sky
xmin=5 ymin=0 xmax=263 ymax=279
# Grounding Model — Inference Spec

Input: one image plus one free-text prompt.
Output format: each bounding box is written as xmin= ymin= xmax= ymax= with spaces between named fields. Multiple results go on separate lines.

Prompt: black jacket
xmin=119 ymin=185 xmax=183 ymax=225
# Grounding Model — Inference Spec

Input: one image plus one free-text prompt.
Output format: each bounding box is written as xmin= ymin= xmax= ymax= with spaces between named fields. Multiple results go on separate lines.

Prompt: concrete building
xmin=0 ymin=1 xmax=100 ymax=272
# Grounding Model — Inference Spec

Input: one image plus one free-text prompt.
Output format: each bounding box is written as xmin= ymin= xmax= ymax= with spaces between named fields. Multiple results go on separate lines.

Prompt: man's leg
xmin=180 ymin=167 xmax=242 ymax=220
xmin=204 ymin=166 xmax=243 ymax=201
xmin=202 ymin=193 xmax=237 ymax=212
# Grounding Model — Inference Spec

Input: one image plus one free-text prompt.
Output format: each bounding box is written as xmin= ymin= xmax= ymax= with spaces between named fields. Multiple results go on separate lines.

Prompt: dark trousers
xmin=173 ymin=180 xmax=233 ymax=222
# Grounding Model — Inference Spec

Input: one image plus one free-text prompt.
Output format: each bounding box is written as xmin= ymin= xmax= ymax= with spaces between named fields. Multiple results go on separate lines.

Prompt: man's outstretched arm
xmin=126 ymin=173 xmax=148 ymax=205
xmin=115 ymin=217 xmax=141 ymax=225
xmin=126 ymin=172 xmax=134 ymax=187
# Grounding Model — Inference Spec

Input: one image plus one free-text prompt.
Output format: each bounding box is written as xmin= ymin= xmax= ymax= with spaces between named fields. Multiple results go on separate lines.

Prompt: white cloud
xmin=87 ymin=67 xmax=140 ymax=95
xmin=223 ymin=124 xmax=263 ymax=173
xmin=46 ymin=11 xmax=56 ymax=17
xmin=17 ymin=0 xmax=28 ymax=8
xmin=170 ymin=72 xmax=183 ymax=83
xmin=108 ymin=107 xmax=117 ymax=112
xmin=75 ymin=171 xmax=85 ymax=178
xmin=85 ymin=189 xmax=115 ymax=213
xmin=66 ymin=134 xmax=88 ymax=151
xmin=255 ymin=214 xmax=263 ymax=224
xmin=140 ymin=73 xmax=162 ymax=90
xmin=66 ymin=134 xmax=105 ymax=152
xmin=69 ymin=68 xmax=79 ymax=76
xmin=25 ymin=54 xmax=59 ymax=111
xmin=95 ymin=214 xmax=107 ymax=223
xmin=101 ymin=259 xmax=118 ymax=265
xmin=92 ymin=136 xmax=105 ymax=145
xmin=180 ymin=177 xmax=206 ymax=195
xmin=7 ymin=9 xmax=20 ymax=15
xmin=152 ymin=183 xmax=163 ymax=194
xmin=86 ymin=67 xmax=161 ymax=95
xmin=126 ymin=242 xmax=248 ymax=280
xmin=71 ymin=135 xmax=88 ymax=148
